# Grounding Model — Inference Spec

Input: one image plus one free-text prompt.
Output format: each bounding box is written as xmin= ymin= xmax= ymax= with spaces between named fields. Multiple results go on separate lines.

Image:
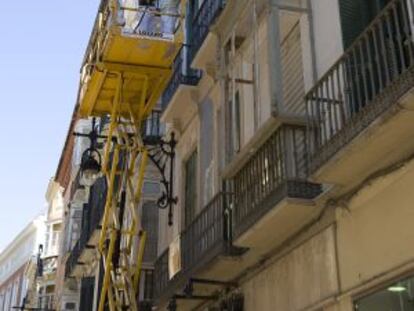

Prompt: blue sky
xmin=0 ymin=1 xmax=99 ymax=251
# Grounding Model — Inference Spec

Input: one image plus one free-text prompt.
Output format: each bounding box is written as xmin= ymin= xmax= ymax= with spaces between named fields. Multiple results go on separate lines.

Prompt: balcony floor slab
xmin=311 ymin=83 xmax=414 ymax=196
xmin=233 ymin=197 xmax=321 ymax=253
xmin=161 ymin=84 xmax=197 ymax=124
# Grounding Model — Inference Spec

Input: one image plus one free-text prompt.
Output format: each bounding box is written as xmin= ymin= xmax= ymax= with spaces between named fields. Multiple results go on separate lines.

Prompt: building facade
xmin=0 ymin=216 xmax=45 ymax=311
xmin=35 ymin=0 xmax=414 ymax=310
xmin=151 ymin=0 xmax=414 ymax=310
xmin=34 ymin=180 xmax=65 ymax=311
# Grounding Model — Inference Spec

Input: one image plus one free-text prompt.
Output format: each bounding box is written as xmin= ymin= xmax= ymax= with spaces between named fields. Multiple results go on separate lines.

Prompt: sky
xmin=0 ymin=1 xmax=99 ymax=251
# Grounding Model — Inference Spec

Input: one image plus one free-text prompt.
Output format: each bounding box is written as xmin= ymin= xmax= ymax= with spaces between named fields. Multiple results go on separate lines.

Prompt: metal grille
xmin=232 ymin=125 xmax=321 ymax=239
xmin=307 ymin=0 xmax=414 ymax=173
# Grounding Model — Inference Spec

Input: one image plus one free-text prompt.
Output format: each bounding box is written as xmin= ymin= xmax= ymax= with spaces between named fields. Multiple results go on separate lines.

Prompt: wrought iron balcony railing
xmin=154 ymin=192 xmax=234 ymax=300
xmin=306 ymin=0 xmax=414 ymax=173
xmin=161 ymin=46 xmax=201 ymax=110
xmin=231 ymin=125 xmax=322 ymax=239
xmin=190 ymin=0 xmax=226 ymax=60
xmin=181 ymin=192 xmax=233 ymax=273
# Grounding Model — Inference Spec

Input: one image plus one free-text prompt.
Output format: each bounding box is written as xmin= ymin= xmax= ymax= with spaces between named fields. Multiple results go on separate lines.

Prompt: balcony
xmin=142 ymin=109 xmax=164 ymax=145
xmin=306 ymin=0 xmax=414 ymax=192
xmin=190 ymin=0 xmax=227 ymax=69
xmin=65 ymin=176 xmax=107 ymax=278
xmin=230 ymin=124 xmax=321 ymax=253
xmin=154 ymin=192 xmax=240 ymax=309
xmin=161 ymin=46 xmax=201 ymax=123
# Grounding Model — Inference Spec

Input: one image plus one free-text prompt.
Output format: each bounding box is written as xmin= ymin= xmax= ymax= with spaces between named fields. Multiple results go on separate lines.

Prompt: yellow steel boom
xmin=77 ymin=1 xmax=185 ymax=310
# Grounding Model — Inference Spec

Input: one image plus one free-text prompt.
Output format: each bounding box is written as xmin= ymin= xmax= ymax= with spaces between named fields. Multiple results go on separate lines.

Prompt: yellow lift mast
xmin=77 ymin=1 xmax=185 ymax=310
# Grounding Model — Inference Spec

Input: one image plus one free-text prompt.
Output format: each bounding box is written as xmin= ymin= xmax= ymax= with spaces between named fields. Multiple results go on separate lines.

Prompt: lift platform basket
xmin=79 ymin=0 xmax=185 ymax=120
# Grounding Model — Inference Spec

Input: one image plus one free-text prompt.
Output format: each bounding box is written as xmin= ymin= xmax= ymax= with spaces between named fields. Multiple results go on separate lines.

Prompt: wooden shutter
xmin=339 ymin=0 xmax=390 ymax=49
xmin=142 ymin=202 xmax=159 ymax=262
xmin=184 ymin=151 xmax=198 ymax=226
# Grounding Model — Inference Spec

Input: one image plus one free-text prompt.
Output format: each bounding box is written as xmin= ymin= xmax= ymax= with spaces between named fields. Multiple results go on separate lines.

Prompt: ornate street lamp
xmin=80 ymin=147 xmax=102 ymax=187
xmin=74 ymin=118 xmax=103 ymax=187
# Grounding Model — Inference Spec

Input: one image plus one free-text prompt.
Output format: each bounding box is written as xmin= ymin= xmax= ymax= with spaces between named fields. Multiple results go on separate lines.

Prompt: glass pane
xmin=355 ymin=275 xmax=414 ymax=311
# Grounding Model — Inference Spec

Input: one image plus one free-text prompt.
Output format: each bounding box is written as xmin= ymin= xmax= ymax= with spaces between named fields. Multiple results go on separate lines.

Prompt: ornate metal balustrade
xmin=231 ymin=125 xmax=322 ymax=239
xmin=306 ymin=0 xmax=414 ymax=173
xmin=190 ymin=0 xmax=226 ymax=60
xmin=161 ymin=46 xmax=201 ymax=110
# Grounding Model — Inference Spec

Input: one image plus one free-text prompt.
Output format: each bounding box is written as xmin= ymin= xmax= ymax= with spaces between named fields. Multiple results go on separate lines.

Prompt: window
xmin=184 ymin=150 xmax=198 ymax=227
xmin=354 ymin=275 xmax=414 ymax=310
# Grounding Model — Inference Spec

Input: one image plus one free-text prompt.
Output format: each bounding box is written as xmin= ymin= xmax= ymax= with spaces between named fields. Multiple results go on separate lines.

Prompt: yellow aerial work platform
xmin=79 ymin=0 xmax=184 ymax=120
xmin=75 ymin=1 xmax=185 ymax=311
